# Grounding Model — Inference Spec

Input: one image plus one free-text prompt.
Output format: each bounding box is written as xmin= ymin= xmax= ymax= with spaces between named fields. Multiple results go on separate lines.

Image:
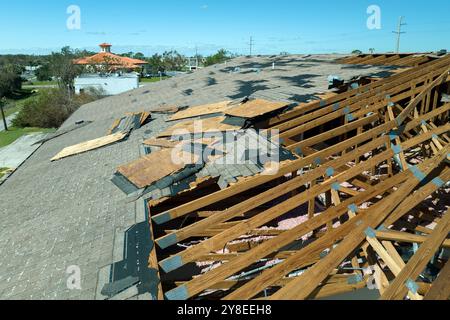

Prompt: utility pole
xmin=393 ymin=16 xmax=406 ymax=53
xmin=249 ymin=36 xmax=255 ymax=56
xmin=195 ymin=45 xmax=199 ymax=69
xmin=0 ymin=98 xmax=8 ymax=131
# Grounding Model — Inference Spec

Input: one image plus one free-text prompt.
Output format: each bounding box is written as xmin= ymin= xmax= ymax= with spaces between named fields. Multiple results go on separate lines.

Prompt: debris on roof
xmin=158 ymin=116 xmax=245 ymax=138
xmin=115 ymin=147 xmax=202 ymax=190
xmin=108 ymin=111 xmax=151 ymax=134
xmin=3 ymin=52 xmax=449 ymax=301
xmin=224 ymin=99 xmax=290 ymax=119
xmin=51 ymin=111 xmax=150 ymax=161
xmin=168 ymin=101 xmax=233 ymax=121
xmin=51 ymin=131 xmax=129 ymax=161
xmin=127 ymin=53 xmax=450 ymax=300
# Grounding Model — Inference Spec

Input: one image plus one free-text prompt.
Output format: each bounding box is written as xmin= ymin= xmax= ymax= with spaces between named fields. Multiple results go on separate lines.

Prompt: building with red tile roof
xmin=74 ymin=44 xmax=147 ymax=70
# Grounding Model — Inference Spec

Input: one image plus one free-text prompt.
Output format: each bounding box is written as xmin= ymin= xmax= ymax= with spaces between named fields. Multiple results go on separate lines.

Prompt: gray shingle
xmin=0 ymin=54 xmax=396 ymax=299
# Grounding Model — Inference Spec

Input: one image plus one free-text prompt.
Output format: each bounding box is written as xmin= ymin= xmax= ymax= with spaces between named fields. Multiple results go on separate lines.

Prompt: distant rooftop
xmin=74 ymin=43 xmax=147 ymax=69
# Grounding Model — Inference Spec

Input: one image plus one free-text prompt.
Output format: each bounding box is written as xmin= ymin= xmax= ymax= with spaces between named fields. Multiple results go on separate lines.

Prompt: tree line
xmin=0 ymin=46 xmax=235 ymax=97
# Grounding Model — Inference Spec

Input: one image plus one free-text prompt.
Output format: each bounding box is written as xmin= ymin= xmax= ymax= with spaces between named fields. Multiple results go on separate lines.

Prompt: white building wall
xmin=75 ymin=74 xmax=139 ymax=95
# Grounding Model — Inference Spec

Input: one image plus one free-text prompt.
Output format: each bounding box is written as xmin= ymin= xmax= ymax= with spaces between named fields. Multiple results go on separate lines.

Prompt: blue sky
xmin=0 ymin=0 xmax=448 ymax=55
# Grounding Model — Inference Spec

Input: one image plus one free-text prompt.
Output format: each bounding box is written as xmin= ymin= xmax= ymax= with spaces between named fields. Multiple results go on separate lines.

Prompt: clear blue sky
xmin=0 ymin=0 xmax=448 ymax=55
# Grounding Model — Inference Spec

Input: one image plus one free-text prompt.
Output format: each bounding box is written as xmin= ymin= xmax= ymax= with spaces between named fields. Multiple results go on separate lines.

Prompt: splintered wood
xmin=141 ymin=54 xmax=450 ymax=300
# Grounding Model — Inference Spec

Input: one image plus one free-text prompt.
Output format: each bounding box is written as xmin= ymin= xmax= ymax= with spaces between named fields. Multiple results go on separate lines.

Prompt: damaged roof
xmin=0 ymin=54 xmax=405 ymax=300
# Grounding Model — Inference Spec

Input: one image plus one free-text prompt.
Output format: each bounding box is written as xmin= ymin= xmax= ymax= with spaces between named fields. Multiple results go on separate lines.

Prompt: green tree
xmin=35 ymin=64 xmax=52 ymax=81
xmin=121 ymin=52 xmax=134 ymax=58
xmin=162 ymin=50 xmax=186 ymax=71
xmin=49 ymin=46 xmax=82 ymax=91
xmin=133 ymin=52 xmax=145 ymax=60
xmin=145 ymin=53 xmax=164 ymax=74
xmin=0 ymin=64 xmax=22 ymax=97
xmin=204 ymin=49 xmax=231 ymax=67
xmin=352 ymin=49 xmax=363 ymax=55
xmin=12 ymin=88 xmax=102 ymax=128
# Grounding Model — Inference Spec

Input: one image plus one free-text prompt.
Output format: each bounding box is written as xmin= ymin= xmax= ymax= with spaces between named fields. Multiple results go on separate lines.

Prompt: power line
xmin=393 ymin=16 xmax=407 ymax=53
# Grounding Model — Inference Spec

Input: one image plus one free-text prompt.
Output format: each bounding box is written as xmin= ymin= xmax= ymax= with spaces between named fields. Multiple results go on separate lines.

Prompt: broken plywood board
xmin=117 ymin=148 xmax=202 ymax=189
xmin=158 ymin=116 xmax=243 ymax=138
xmin=51 ymin=132 xmax=128 ymax=161
xmin=224 ymin=99 xmax=289 ymax=118
xmin=168 ymin=101 xmax=232 ymax=121
xmin=143 ymin=137 xmax=219 ymax=149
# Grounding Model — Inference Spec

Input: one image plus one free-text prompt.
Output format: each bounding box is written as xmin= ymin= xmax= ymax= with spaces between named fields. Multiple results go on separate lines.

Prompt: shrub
xmin=12 ymin=88 xmax=101 ymax=129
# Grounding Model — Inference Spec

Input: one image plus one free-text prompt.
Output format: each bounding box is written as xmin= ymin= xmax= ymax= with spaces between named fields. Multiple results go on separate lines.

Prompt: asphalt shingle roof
xmin=0 ymin=54 xmax=398 ymax=299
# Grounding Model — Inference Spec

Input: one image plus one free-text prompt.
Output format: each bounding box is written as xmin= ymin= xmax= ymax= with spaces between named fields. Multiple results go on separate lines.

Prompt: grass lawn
xmin=0 ymin=127 xmax=56 ymax=148
xmin=140 ymin=76 xmax=169 ymax=83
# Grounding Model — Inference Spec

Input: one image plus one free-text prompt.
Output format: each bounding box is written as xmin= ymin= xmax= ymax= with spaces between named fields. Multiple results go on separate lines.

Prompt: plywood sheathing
xmin=51 ymin=131 xmax=128 ymax=161
xmin=224 ymin=99 xmax=290 ymax=119
xmin=157 ymin=116 xmax=244 ymax=138
xmin=117 ymin=148 xmax=202 ymax=189
xmin=168 ymin=101 xmax=233 ymax=121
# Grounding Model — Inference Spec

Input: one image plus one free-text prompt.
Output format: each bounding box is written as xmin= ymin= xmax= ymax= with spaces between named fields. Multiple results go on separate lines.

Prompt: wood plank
xmin=424 ymin=260 xmax=450 ymax=300
xmin=380 ymin=207 xmax=450 ymax=300
xmin=269 ymin=147 xmax=449 ymax=299
xmin=168 ymin=101 xmax=232 ymax=121
xmin=158 ymin=116 xmax=241 ymax=137
xmin=51 ymin=132 xmax=128 ymax=161
xmin=225 ymin=99 xmax=289 ymax=118
xmin=366 ymin=236 xmax=422 ymax=299
xmin=155 ymin=134 xmax=389 ymax=249
xmin=166 ymin=164 xmax=412 ymax=300
xmin=376 ymin=230 xmax=450 ymax=248
xmin=223 ymin=171 xmax=412 ymax=300
xmin=396 ymin=68 xmax=450 ymax=126
xmin=117 ymin=148 xmax=191 ymax=189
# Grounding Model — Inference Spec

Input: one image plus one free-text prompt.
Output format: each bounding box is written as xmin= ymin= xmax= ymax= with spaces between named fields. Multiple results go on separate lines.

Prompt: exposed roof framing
xmin=139 ymin=54 xmax=450 ymax=300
